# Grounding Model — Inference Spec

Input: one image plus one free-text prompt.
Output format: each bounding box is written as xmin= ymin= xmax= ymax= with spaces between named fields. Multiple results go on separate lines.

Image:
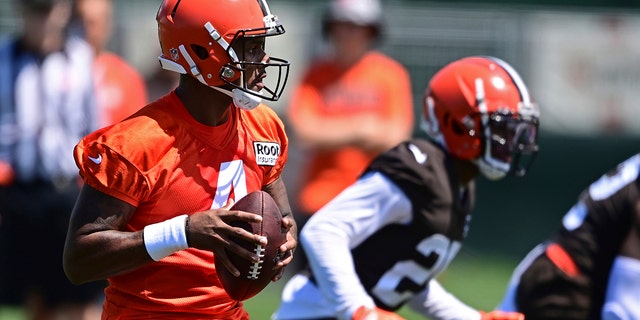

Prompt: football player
xmin=272 ymin=56 xmax=540 ymax=320
xmin=62 ymin=0 xmax=297 ymax=319
xmin=497 ymin=153 xmax=640 ymax=320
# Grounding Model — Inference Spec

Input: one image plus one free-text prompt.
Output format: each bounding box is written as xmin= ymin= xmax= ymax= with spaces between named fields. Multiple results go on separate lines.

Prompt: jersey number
xmin=371 ymin=234 xmax=461 ymax=308
xmin=210 ymin=160 xmax=248 ymax=209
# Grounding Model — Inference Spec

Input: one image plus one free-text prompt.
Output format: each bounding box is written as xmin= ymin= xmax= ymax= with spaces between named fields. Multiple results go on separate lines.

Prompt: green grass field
xmin=0 ymin=253 xmax=518 ymax=319
xmin=244 ymin=252 xmax=519 ymax=319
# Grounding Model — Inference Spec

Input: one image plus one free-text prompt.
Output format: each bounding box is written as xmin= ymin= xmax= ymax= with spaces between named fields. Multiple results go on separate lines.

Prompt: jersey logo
xmin=253 ymin=141 xmax=280 ymax=166
xmin=408 ymin=144 xmax=427 ymax=164
xmin=88 ymin=154 xmax=102 ymax=165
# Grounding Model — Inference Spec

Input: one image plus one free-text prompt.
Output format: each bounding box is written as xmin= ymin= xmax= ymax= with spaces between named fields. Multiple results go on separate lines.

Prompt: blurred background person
xmin=144 ymin=65 xmax=180 ymax=103
xmin=286 ymin=0 xmax=414 ymax=270
xmin=74 ymin=0 xmax=148 ymax=128
xmin=0 ymin=0 xmax=104 ymax=319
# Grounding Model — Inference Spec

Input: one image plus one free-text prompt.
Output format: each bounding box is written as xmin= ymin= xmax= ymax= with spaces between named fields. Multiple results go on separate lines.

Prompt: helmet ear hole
xmin=451 ymin=120 xmax=467 ymax=136
xmin=191 ymin=44 xmax=209 ymax=60
xmin=444 ymin=112 xmax=466 ymax=136
xmin=442 ymin=112 xmax=450 ymax=127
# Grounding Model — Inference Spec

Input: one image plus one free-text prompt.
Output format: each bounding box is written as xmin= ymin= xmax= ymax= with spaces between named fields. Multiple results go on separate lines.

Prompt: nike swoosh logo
xmin=408 ymin=144 xmax=427 ymax=164
xmin=88 ymin=154 xmax=102 ymax=164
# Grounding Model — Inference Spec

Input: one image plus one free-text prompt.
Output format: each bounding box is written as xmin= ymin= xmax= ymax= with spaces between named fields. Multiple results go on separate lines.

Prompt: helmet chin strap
xmin=475 ymin=158 xmax=508 ymax=180
xmin=211 ymin=86 xmax=263 ymax=111
xmin=159 ymin=54 xmax=263 ymax=111
xmin=202 ymin=21 xmax=262 ymax=111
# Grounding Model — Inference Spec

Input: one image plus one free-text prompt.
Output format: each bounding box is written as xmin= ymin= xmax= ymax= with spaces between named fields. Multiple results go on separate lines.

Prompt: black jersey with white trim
xmin=552 ymin=153 xmax=640 ymax=306
xmin=352 ymin=138 xmax=476 ymax=310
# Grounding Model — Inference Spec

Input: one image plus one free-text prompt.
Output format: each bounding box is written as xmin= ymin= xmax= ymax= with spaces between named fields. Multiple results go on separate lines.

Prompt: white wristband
xmin=143 ymin=214 xmax=189 ymax=261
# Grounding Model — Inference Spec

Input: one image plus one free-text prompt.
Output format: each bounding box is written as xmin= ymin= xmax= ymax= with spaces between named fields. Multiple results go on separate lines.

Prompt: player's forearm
xmin=264 ymin=178 xmax=295 ymax=224
xmin=295 ymin=126 xmax=361 ymax=150
xmin=63 ymin=184 xmax=153 ymax=284
xmin=291 ymin=114 xmax=374 ymax=151
xmin=356 ymin=122 xmax=411 ymax=153
xmin=63 ymin=228 xmax=152 ymax=284
xmin=302 ymin=173 xmax=413 ymax=319
xmin=301 ymin=224 xmax=374 ymax=320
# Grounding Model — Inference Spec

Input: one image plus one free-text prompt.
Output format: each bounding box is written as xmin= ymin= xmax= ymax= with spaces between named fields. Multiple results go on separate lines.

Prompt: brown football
xmin=215 ymin=190 xmax=287 ymax=301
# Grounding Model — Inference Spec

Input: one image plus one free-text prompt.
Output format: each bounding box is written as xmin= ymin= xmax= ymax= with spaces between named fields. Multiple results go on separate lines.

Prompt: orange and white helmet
xmin=157 ymin=0 xmax=290 ymax=110
xmin=421 ymin=56 xmax=540 ymax=180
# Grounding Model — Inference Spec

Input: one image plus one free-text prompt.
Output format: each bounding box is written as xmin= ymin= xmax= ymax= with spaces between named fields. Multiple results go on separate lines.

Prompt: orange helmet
xmin=421 ymin=56 xmax=540 ymax=180
xmin=157 ymin=0 xmax=290 ymax=109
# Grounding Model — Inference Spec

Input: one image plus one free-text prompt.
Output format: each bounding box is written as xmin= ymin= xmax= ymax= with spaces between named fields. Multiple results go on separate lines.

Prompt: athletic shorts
xmin=0 ymin=181 xmax=107 ymax=308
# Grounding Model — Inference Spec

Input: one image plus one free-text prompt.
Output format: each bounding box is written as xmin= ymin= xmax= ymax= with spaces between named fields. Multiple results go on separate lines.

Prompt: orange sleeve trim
xmin=546 ymin=243 xmax=580 ymax=277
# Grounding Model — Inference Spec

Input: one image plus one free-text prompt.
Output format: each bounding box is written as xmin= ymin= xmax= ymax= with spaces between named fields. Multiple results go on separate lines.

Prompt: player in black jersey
xmin=498 ymin=153 xmax=640 ymax=320
xmin=273 ymin=55 xmax=540 ymax=320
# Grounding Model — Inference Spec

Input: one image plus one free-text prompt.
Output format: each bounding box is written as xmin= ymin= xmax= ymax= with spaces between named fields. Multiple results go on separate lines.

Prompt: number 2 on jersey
xmin=371 ymin=234 xmax=461 ymax=308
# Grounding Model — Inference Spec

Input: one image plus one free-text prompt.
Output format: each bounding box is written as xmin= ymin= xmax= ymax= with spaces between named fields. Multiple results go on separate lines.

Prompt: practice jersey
xmin=274 ymin=138 xmax=476 ymax=319
xmin=73 ymin=91 xmax=288 ymax=318
xmin=352 ymin=138 xmax=475 ymax=310
xmin=552 ymin=153 xmax=640 ymax=309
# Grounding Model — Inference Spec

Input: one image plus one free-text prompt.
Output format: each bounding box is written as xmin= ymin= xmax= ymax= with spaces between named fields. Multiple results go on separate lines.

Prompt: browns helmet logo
xmin=170 ymin=48 xmax=179 ymax=61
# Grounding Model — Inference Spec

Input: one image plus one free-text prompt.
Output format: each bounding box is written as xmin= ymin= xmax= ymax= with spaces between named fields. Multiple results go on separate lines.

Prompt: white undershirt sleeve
xmin=602 ymin=255 xmax=640 ymax=320
xmin=407 ymin=279 xmax=481 ymax=320
xmin=300 ymin=171 xmax=413 ymax=320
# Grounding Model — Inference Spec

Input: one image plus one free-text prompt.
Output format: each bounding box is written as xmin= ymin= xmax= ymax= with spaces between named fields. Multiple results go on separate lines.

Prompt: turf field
xmin=0 ymin=253 xmax=518 ymax=319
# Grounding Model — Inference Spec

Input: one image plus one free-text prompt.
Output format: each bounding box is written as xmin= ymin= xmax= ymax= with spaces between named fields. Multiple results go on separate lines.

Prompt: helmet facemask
xmin=220 ymin=27 xmax=290 ymax=109
xmin=474 ymin=77 xmax=539 ymax=180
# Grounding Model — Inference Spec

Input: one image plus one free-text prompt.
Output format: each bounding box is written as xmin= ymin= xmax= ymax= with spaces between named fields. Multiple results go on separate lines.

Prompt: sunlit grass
xmin=0 ymin=253 xmax=518 ymax=320
xmin=244 ymin=252 xmax=519 ymax=319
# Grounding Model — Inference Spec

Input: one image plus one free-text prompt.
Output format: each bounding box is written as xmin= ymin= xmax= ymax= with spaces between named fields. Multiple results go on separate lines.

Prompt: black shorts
xmin=515 ymin=247 xmax=595 ymax=320
xmin=0 ymin=182 xmax=107 ymax=308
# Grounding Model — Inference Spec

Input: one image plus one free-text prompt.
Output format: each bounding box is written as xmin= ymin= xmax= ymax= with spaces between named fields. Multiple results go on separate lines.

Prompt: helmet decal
xmin=170 ymin=48 xmax=179 ymax=61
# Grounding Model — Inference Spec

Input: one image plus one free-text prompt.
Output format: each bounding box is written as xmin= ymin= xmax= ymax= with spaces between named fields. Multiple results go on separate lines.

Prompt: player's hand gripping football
xmin=187 ymin=199 xmax=268 ymax=277
xmin=352 ymin=306 xmax=406 ymax=320
xmin=272 ymin=213 xmax=296 ymax=282
xmin=480 ymin=310 xmax=525 ymax=320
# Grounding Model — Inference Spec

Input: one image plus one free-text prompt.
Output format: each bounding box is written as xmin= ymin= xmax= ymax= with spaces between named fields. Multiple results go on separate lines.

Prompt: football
xmin=215 ymin=190 xmax=288 ymax=301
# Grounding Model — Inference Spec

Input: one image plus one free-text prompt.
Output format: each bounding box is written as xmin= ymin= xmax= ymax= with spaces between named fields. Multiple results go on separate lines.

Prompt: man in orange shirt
xmin=62 ymin=0 xmax=297 ymax=318
xmin=287 ymin=0 xmax=414 ymax=229
xmin=75 ymin=0 xmax=148 ymax=127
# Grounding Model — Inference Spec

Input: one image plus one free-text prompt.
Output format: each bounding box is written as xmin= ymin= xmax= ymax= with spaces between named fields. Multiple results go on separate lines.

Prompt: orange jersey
xmin=73 ymin=91 xmax=288 ymax=319
xmin=93 ymin=52 xmax=148 ymax=127
xmin=287 ymin=51 xmax=413 ymax=213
